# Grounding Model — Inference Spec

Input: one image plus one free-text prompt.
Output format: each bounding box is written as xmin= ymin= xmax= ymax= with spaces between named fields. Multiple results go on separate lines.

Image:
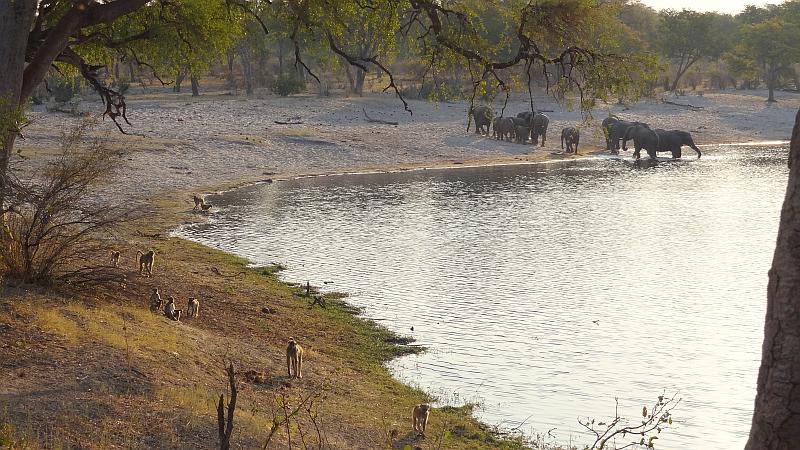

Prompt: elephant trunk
xmin=692 ymin=145 xmax=702 ymax=158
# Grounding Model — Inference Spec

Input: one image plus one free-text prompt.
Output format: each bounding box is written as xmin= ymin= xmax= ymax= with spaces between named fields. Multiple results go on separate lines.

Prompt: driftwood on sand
xmin=661 ymin=98 xmax=704 ymax=111
xmin=363 ymin=107 xmax=398 ymax=125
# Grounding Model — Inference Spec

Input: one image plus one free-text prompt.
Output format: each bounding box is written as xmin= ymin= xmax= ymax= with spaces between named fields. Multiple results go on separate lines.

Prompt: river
xmin=175 ymin=144 xmax=787 ymax=449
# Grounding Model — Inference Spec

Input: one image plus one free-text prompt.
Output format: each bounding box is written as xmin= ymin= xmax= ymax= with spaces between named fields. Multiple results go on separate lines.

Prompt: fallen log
xmin=363 ymin=107 xmax=399 ymax=125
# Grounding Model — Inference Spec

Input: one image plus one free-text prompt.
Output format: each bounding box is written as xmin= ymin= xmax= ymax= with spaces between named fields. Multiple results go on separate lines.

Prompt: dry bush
xmin=0 ymin=121 xmax=131 ymax=287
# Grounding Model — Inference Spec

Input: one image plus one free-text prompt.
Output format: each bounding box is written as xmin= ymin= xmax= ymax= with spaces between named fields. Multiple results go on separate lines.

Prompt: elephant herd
xmin=472 ymin=106 xmax=702 ymax=160
xmin=473 ymin=106 xmax=582 ymax=154
xmin=602 ymin=115 xmax=702 ymax=160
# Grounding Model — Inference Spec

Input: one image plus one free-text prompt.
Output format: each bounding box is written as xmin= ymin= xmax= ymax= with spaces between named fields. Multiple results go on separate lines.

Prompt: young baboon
xmin=200 ymin=203 xmax=213 ymax=212
xmin=164 ymin=296 xmax=181 ymax=321
xmin=137 ymin=250 xmax=155 ymax=276
xmin=149 ymin=288 xmax=163 ymax=312
xmin=187 ymin=297 xmax=200 ymax=318
xmin=286 ymin=339 xmax=304 ymax=379
xmin=412 ymin=404 xmax=431 ymax=433
xmin=110 ymin=250 xmax=121 ymax=267
xmin=192 ymin=195 xmax=204 ymax=210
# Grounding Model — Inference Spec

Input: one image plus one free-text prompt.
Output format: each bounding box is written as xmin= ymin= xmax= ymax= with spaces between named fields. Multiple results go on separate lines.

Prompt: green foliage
xmin=270 ymin=74 xmax=306 ymax=96
xmin=75 ymin=0 xmax=244 ymax=81
xmin=725 ymin=3 xmax=800 ymax=98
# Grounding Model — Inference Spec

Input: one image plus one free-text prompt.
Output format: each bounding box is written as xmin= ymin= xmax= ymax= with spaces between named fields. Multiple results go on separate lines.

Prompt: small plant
xmin=578 ymin=392 xmax=680 ymax=450
xmin=270 ymin=74 xmax=306 ymax=97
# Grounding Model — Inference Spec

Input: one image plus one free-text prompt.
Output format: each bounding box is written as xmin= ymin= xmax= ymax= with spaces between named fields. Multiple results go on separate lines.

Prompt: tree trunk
xmin=767 ymin=66 xmax=778 ymax=103
xmin=0 ymin=1 xmax=37 ymax=215
xmin=278 ymin=40 xmax=285 ymax=76
xmin=745 ymin=108 xmax=800 ymax=449
xmin=173 ymin=72 xmax=185 ymax=93
xmin=190 ymin=76 xmax=200 ymax=97
xmin=226 ymin=51 xmax=236 ymax=93
xmin=344 ymin=63 xmax=356 ymax=97
xmin=354 ymin=68 xmax=366 ymax=96
xmin=237 ymin=44 xmax=253 ymax=96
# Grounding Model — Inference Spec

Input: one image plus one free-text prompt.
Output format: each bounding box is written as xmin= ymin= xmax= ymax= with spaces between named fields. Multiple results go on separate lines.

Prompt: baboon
xmin=412 ymin=404 xmax=431 ymax=433
xmin=110 ymin=250 xmax=120 ymax=267
xmin=164 ymin=296 xmax=181 ymax=321
xmin=149 ymin=288 xmax=163 ymax=312
xmin=192 ymin=195 xmax=204 ymax=210
xmin=200 ymin=203 xmax=213 ymax=212
xmin=187 ymin=297 xmax=200 ymax=318
xmin=137 ymin=250 xmax=155 ymax=276
xmin=286 ymin=339 xmax=304 ymax=379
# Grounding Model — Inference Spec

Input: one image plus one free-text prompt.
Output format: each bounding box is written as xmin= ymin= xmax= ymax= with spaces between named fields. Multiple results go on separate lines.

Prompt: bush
xmin=0 ymin=121 xmax=131 ymax=286
xmin=270 ymin=74 xmax=306 ymax=96
xmin=51 ymin=79 xmax=75 ymax=104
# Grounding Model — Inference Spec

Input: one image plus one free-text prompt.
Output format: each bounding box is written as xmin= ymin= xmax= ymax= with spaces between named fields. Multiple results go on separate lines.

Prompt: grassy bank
xmin=0 ymin=196 xmax=533 ymax=449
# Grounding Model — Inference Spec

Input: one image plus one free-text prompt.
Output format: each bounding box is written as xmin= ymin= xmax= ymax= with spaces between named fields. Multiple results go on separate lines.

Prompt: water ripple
xmin=176 ymin=146 xmax=787 ymax=449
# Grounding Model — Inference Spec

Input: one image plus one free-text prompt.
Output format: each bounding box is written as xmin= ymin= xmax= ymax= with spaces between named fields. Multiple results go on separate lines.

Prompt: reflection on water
xmin=175 ymin=146 xmax=787 ymax=449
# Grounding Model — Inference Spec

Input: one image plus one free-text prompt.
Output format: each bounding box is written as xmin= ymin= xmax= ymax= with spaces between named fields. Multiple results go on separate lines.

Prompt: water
xmin=175 ymin=145 xmax=788 ymax=449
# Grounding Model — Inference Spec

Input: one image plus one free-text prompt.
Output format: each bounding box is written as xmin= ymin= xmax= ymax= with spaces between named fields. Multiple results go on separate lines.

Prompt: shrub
xmin=51 ymin=79 xmax=75 ymax=104
xmin=270 ymin=74 xmax=305 ymax=97
xmin=0 ymin=121 xmax=131 ymax=286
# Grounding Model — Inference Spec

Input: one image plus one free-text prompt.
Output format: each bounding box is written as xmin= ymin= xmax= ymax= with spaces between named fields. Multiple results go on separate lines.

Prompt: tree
xmin=746 ymin=108 xmax=800 ymax=448
xmin=728 ymin=19 xmax=800 ymax=102
xmin=655 ymin=9 xmax=732 ymax=91
xmin=1 ymin=0 xmax=654 ymax=212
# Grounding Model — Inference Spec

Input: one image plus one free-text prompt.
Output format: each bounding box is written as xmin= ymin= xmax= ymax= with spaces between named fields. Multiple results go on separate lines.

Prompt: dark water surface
xmin=175 ymin=145 xmax=788 ymax=449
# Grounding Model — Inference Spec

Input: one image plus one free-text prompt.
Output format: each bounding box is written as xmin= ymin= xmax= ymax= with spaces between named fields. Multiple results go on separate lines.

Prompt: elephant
xmin=531 ymin=113 xmax=549 ymax=147
xmin=652 ymin=129 xmax=702 ymax=159
xmin=623 ymin=126 xmax=702 ymax=160
xmin=608 ymin=120 xmax=647 ymax=153
xmin=622 ymin=124 xmax=660 ymax=160
xmin=561 ymin=127 xmax=580 ymax=154
xmin=472 ymin=106 xmax=493 ymax=135
xmin=492 ymin=117 xmax=515 ymax=141
xmin=515 ymin=126 xmax=531 ymax=144
xmin=601 ymin=115 xmax=619 ymax=150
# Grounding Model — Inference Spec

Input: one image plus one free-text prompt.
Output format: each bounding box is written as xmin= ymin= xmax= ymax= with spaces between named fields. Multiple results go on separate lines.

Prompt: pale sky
xmin=640 ymin=0 xmax=774 ymax=14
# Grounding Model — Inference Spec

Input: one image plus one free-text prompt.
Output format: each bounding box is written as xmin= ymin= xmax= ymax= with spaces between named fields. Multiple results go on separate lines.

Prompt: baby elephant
xmin=515 ymin=125 xmax=530 ymax=144
xmin=561 ymin=127 xmax=580 ymax=154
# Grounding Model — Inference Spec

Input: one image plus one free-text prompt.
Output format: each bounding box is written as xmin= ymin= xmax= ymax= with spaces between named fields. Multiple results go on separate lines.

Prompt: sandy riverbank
xmin=14 ymin=88 xmax=798 ymax=203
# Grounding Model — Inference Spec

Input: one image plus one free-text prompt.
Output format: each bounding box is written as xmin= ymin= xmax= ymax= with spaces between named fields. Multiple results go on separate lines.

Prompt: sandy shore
xmin=15 ymin=88 xmax=799 ymax=201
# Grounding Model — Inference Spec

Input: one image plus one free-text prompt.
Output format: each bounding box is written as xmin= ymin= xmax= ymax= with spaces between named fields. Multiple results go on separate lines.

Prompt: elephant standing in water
xmin=622 ymin=124 xmax=660 ymax=160
xmin=601 ymin=115 xmax=619 ymax=151
xmin=623 ymin=126 xmax=702 ymax=160
xmin=472 ymin=106 xmax=493 ymax=135
xmin=561 ymin=127 xmax=580 ymax=153
xmin=608 ymin=120 xmax=647 ymax=153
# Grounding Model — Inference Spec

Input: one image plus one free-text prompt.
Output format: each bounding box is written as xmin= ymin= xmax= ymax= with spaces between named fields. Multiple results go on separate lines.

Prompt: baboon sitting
xmin=110 ymin=250 xmax=121 ymax=267
xmin=137 ymin=250 xmax=155 ymax=276
xmin=187 ymin=297 xmax=200 ymax=318
xmin=149 ymin=288 xmax=163 ymax=312
xmin=286 ymin=339 xmax=304 ymax=379
xmin=412 ymin=404 xmax=431 ymax=433
xmin=164 ymin=296 xmax=181 ymax=321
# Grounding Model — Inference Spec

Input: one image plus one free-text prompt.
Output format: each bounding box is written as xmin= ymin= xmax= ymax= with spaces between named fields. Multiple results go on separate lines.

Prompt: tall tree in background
xmin=728 ymin=19 xmax=799 ymax=102
xmin=656 ymin=9 xmax=731 ymax=91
